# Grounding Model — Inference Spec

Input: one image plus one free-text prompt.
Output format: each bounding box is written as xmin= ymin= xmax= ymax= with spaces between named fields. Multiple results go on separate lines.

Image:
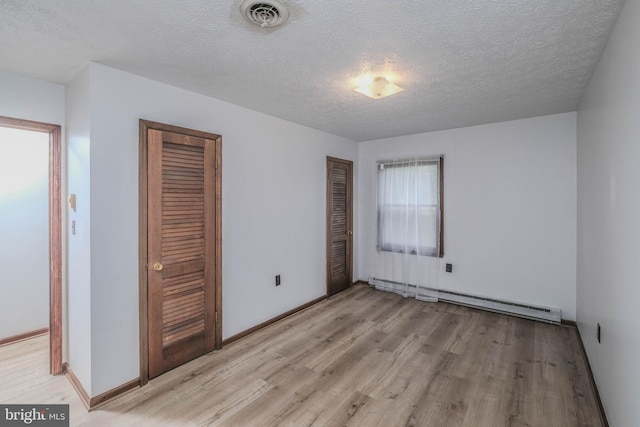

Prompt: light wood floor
xmin=0 ymin=285 xmax=602 ymax=426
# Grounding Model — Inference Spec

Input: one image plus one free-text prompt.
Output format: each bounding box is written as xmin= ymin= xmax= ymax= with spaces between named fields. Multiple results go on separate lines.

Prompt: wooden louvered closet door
xmin=147 ymin=128 xmax=218 ymax=379
xmin=326 ymin=157 xmax=353 ymax=296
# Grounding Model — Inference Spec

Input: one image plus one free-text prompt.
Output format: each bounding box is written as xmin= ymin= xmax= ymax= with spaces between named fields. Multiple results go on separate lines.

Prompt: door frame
xmin=0 ymin=116 xmax=63 ymax=375
xmin=326 ymin=156 xmax=353 ymax=296
xmin=138 ymin=119 xmax=222 ymax=386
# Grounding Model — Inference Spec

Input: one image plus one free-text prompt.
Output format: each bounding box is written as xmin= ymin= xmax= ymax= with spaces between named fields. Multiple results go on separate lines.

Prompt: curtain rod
xmin=377 ymin=155 xmax=443 ymax=166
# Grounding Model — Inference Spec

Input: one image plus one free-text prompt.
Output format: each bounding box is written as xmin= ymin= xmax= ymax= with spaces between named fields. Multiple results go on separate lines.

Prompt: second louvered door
xmin=326 ymin=157 xmax=353 ymax=296
xmin=147 ymin=128 xmax=217 ymax=379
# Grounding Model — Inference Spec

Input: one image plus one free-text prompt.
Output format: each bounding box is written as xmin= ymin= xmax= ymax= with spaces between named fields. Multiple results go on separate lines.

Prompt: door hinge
xmin=215 ymin=312 xmax=218 ymax=323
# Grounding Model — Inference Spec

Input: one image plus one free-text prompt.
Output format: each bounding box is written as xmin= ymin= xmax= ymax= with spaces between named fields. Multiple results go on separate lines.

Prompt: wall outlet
xmin=445 ymin=263 xmax=453 ymax=273
xmin=597 ymin=323 xmax=601 ymax=343
xmin=275 ymin=274 xmax=281 ymax=286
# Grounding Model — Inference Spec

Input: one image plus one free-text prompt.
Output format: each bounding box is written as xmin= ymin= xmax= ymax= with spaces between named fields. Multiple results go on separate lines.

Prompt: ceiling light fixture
xmin=355 ymin=76 xmax=404 ymax=99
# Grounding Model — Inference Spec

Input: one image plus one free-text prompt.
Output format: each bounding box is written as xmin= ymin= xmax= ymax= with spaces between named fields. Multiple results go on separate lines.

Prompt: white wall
xmin=68 ymin=63 xmax=358 ymax=396
xmin=0 ymin=128 xmax=49 ymax=339
xmin=576 ymin=0 xmax=640 ymax=424
xmin=66 ymin=66 xmax=93 ymax=394
xmin=358 ymin=113 xmax=577 ymax=319
xmin=0 ymin=70 xmax=65 ymax=125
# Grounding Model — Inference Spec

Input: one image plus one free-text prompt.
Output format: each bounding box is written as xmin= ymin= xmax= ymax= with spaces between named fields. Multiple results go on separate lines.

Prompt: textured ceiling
xmin=0 ymin=0 xmax=624 ymax=141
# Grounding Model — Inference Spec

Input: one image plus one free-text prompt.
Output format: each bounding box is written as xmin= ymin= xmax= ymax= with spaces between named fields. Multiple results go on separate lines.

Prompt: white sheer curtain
xmin=371 ymin=157 xmax=442 ymax=301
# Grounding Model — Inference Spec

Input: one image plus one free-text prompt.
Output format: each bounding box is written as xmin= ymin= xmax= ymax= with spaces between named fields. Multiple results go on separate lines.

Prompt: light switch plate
xmin=68 ymin=194 xmax=76 ymax=212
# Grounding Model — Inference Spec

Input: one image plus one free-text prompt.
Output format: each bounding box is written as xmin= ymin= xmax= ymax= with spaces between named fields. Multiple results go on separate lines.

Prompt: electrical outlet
xmin=597 ymin=323 xmax=601 ymax=343
xmin=275 ymin=274 xmax=281 ymax=286
xmin=445 ymin=263 xmax=453 ymax=273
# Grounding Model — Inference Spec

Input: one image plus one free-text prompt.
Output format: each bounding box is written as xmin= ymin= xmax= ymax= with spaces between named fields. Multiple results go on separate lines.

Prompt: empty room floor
xmin=0 ymin=285 xmax=602 ymax=426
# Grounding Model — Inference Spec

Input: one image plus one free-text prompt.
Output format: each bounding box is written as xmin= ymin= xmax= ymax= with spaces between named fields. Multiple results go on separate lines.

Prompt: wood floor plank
xmin=0 ymin=285 xmax=603 ymax=426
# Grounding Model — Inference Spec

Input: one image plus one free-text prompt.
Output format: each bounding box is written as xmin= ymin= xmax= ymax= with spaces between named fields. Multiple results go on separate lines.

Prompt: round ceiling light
xmin=240 ymin=0 xmax=290 ymax=28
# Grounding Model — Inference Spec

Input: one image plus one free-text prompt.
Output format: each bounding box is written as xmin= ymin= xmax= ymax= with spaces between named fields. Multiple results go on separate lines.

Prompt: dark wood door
xmin=146 ymin=127 xmax=219 ymax=379
xmin=326 ymin=157 xmax=353 ymax=296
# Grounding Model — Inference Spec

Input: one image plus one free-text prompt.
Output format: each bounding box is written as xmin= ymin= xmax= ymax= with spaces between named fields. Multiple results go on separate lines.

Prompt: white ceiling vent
xmin=240 ymin=0 xmax=289 ymax=28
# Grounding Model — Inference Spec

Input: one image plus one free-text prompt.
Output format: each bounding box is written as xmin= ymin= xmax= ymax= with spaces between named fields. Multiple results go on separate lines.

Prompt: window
xmin=377 ymin=156 xmax=443 ymax=257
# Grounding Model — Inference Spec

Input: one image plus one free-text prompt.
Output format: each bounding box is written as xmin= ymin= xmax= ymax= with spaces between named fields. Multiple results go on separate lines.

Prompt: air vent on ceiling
xmin=240 ymin=0 xmax=290 ymax=28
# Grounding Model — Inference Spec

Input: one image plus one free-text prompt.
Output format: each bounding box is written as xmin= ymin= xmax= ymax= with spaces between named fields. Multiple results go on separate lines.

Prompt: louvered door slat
xmin=159 ymin=142 xmax=205 ymax=349
xmin=164 ymin=279 xmax=204 ymax=297
xmin=332 ymin=168 xmax=347 ymax=235
xmin=331 ymin=241 xmax=347 ymax=280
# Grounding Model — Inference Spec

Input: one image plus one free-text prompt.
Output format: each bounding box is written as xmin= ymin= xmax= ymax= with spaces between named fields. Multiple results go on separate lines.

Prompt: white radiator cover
xmin=369 ymin=278 xmax=561 ymax=324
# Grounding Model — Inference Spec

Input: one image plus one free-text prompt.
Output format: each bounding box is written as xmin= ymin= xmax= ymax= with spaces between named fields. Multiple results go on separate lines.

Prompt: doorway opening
xmin=0 ymin=116 xmax=62 ymax=375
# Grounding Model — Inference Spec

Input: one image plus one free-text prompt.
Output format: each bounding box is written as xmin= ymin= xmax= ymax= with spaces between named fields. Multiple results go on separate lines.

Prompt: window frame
xmin=376 ymin=156 xmax=444 ymax=258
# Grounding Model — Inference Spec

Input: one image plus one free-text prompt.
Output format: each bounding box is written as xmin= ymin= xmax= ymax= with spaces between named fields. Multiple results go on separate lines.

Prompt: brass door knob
xmin=152 ymin=262 xmax=163 ymax=271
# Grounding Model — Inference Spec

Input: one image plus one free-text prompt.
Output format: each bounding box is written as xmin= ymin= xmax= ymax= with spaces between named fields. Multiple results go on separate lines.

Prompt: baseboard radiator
xmin=369 ymin=278 xmax=561 ymax=324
